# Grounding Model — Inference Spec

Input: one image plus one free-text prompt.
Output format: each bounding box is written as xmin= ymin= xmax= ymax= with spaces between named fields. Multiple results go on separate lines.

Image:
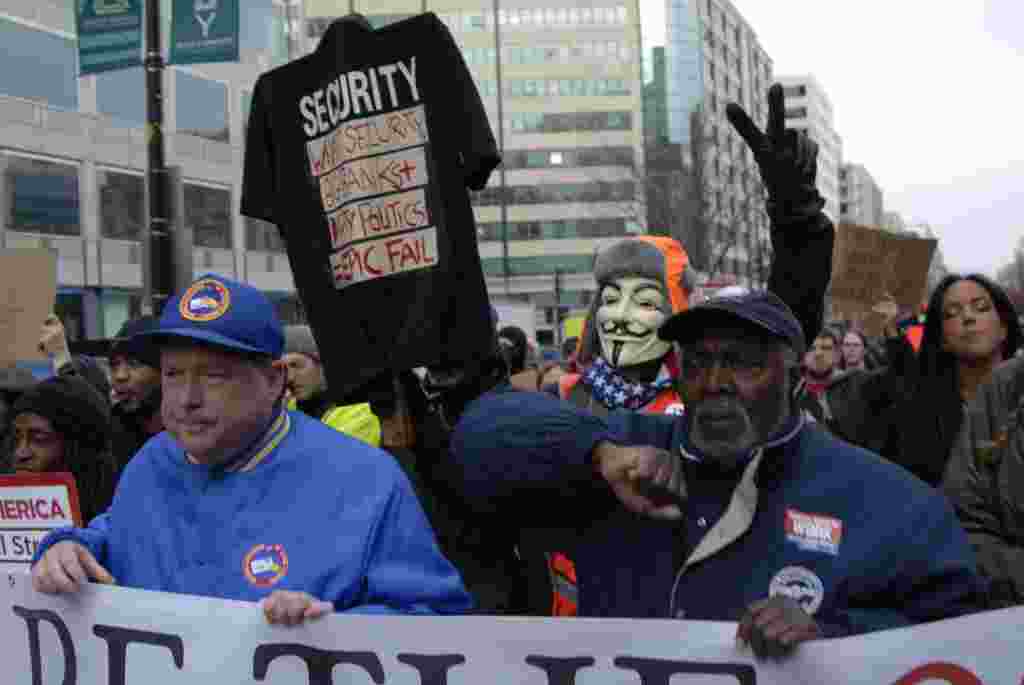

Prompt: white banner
xmin=0 ymin=572 xmax=1018 ymax=684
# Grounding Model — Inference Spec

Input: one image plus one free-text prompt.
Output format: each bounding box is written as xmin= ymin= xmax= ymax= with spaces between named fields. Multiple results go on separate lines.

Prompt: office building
xmin=840 ymin=163 xmax=884 ymax=227
xmin=0 ymin=0 xmax=304 ymax=341
xmin=642 ymin=0 xmax=774 ymax=288
xmin=776 ymin=75 xmax=842 ymax=222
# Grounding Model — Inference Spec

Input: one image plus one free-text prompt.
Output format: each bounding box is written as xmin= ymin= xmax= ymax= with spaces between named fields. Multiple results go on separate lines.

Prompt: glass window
xmin=557 ymin=8 xmax=569 ymax=24
xmin=240 ymin=0 xmax=274 ymax=54
xmin=533 ymin=9 xmax=544 ymax=25
xmin=608 ymin=112 xmax=628 ymax=129
xmin=4 ymin=154 xmax=80 ymax=237
xmin=581 ymin=7 xmax=593 ymax=23
xmin=0 ymin=17 xmax=78 ymax=109
xmin=497 ymin=9 xmax=507 ymax=25
xmin=98 ymin=169 xmax=144 ymax=240
xmin=509 ymin=10 xmax=520 ymax=25
xmin=245 ymin=216 xmax=284 ymax=251
xmin=175 ymin=72 xmax=229 ymax=142
xmin=519 ymin=9 xmax=531 ymax=24
xmin=240 ymin=90 xmax=253 ymax=137
xmin=545 ymin=8 xmax=557 ymax=25
xmin=510 ymin=80 xmax=524 ymax=96
xmin=185 ymin=184 xmax=232 ymax=248
xmin=96 ymin=67 xmax=146 ymax=126
xmin=617 ymin=6 xmax=628 ymax=23
xmin=525 ymin=151 xmax=546 ymax=167
xmin=568 ymin=8 xmax=579 ymax=24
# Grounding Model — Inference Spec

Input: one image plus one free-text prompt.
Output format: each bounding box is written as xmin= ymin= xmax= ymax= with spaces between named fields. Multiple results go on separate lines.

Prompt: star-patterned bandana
xmin=581 ymin=357 xmax=675 ymax=411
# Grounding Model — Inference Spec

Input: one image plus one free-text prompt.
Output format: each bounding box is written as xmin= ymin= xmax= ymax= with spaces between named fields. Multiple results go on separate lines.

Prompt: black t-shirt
xmin=242 ymin=13 xmax=500 ymax=401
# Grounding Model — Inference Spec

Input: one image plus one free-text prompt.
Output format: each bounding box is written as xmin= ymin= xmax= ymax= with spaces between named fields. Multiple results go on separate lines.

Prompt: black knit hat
xmin=11 ymin=375 xmax=111 ymax=450
xmin=111 ymin=315 xmax=161 ymax=368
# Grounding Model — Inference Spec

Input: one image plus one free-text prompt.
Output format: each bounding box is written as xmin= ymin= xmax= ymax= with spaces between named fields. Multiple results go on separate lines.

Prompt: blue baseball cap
xmin=145 ymin=274 xmax=284 ymax=358
xmin=658 ymin=290 xmax=806 ymax=354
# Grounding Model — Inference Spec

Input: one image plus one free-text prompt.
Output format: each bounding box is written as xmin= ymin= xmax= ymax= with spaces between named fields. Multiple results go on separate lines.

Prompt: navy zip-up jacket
xmin=449 ymin=387 xmax=985 ymax=636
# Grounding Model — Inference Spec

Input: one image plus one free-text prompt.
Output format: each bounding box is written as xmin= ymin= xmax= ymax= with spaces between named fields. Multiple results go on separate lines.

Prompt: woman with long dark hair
xmin=882 ymin=274 xmax=1022 ymax=486
xmin=4 ymin=374 xmax=117 ymax=523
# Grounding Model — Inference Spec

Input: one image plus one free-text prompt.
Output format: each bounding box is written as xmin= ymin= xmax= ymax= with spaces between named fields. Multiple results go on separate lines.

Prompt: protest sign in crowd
xmin=2 ymin=11 xmax=1024 ymax=684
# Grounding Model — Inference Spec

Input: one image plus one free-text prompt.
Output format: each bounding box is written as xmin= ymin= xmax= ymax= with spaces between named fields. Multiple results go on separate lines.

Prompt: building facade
xmin=840 ymin=162 xmax=884 ymax=227
xmin=776 ymin=75 xmax=842 ymax=222
xmin=0 ymin=0 xmax=302 ymax=341
xmin=643 ymin=0 xmax=774 ymax=290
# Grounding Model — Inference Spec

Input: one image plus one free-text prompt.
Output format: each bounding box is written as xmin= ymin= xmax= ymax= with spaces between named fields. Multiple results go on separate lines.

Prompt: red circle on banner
xmin=892 ymin=663 xmax=983 ymax=685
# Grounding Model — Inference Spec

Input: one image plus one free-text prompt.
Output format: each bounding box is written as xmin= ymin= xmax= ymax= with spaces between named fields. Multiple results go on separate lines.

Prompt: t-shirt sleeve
xmin=431 ymin=14 xmax=500 ymax=191
xmin=240 ymin=75 xmax=277 ymax=225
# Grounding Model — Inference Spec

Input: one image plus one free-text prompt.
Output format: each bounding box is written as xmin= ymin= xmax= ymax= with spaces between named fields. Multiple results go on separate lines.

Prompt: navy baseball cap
xmin=658 ymin=290 xmax=806 ymax=354
xmin=110 ymin=315 xmax=161 ymax=367
xmin=144 ymin=274 xmax=284 ymax=358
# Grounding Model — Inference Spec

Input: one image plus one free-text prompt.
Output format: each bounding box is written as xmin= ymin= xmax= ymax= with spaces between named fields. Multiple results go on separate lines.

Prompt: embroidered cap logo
xmin=179 ymin=278 xmax=232 ymax=322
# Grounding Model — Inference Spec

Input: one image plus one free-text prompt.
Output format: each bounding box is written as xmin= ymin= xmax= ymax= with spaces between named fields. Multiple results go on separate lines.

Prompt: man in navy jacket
xmin=449 ymin=290 xmax=985 ymax=659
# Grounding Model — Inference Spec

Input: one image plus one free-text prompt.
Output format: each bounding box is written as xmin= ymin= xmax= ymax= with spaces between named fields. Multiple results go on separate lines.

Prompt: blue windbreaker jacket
xmin=449 ymin=386 xmax=985 ymax=636
xmin=35 ymin=411 xmax=472 ymax=615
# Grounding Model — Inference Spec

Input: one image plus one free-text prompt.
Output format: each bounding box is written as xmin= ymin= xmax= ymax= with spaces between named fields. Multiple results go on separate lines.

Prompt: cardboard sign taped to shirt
xmin=241 ymin=13 xmax=500 ymax=402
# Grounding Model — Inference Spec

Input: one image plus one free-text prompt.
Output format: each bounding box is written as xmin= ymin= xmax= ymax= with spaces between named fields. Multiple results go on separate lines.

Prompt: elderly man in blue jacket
xmin=449 ymin=290 xmax=985 ymax=658
xmin=31 ymin=274 xmax=471 ymax=624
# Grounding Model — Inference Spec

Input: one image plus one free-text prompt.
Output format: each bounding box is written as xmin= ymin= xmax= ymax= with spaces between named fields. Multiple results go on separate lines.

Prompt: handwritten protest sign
xmin=1 ymin=573 xmax=1020 ymax=684
xmin=304 ymin=77 xmax=439 ymax=290
xmin=0 ymin=248 xmax=57 ymax=365
xmin=0 ymin=473 xmax=81 ymax=573
xmin=828 ymin=225 xmax=936 ymax=336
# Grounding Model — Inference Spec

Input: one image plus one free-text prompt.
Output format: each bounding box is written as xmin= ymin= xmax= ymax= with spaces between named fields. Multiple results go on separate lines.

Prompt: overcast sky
xmin=639 ymin=0 xmax=1024 ymax=276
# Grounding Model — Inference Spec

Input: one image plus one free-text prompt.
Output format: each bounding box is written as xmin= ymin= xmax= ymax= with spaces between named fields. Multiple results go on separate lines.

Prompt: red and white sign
xmin=785 ymin=508 xmax=843 ymax=556
xmin=0 ymin=473 xmax=81 ymax=572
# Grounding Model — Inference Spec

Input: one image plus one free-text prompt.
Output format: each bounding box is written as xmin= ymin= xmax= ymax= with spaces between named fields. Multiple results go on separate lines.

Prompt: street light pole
xmin=144 ymin=0 xmax=172 ymax=316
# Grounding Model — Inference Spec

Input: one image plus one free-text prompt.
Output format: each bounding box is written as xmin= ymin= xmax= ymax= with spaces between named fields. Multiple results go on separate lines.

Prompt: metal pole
xmin=554 ymin=268 xmax=563 ymax=348
xmin=492 ymin=0 xmax=510 ymax=292
xmin=144 ymin=0 xmax=171 ymax=315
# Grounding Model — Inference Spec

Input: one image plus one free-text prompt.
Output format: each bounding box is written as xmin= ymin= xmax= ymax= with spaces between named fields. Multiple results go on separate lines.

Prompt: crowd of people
xmin=5 ymin=81 xmax=1024 ymax=662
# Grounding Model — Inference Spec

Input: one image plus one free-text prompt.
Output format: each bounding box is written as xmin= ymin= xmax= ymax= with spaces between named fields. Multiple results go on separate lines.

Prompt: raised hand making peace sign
xmin=726 ymin=84 xmax=825 ymax=226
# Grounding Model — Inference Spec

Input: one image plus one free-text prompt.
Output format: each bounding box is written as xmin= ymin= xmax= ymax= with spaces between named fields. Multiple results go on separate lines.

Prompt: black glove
xmin=726 ymin=84 xmax=825 ymax=228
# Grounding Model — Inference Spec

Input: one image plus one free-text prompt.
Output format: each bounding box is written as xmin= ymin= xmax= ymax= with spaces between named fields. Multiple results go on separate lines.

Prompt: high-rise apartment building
xmin=643 ymin=0 xmax=774 ymax=288
xmin=840 ymin=163 xmax=884 ymax=227
xmin=305 ymin=0 xmax=645 ymax=346
xmin=776 ymin=75 xmax=842 ymax=222
xmin=0 ymin=0 xmax=303 ymax=340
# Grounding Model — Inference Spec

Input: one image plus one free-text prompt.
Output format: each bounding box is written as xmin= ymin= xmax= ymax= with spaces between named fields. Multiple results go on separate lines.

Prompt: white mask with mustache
xmin=596 ymin=277 xmax=672 ymax=367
